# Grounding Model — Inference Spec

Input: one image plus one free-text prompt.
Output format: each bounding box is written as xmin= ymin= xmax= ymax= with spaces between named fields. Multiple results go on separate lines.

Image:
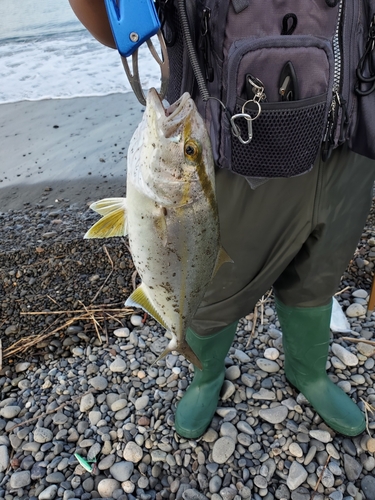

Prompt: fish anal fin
xmin=125 ymin=284 xmax=169 ymax=331
xmin=84 ymin=207 xmax=127 ymax=239
xmin=212 ymin=246 xmax=233 ymax=277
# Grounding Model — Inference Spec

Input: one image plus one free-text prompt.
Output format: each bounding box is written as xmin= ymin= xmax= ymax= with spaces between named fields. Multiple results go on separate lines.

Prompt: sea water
xmin=0 ymin=0 xmax=161 ymax=103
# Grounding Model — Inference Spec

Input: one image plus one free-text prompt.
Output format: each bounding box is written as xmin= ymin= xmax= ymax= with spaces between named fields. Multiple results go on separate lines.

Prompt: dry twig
xmin=311 ymin=454 xmax=331 ymax=499
xmin=4 ymin=305 xmax=133 ymax=360
xmin=90 ymin=245 xmax=114 ymax=303
xmin=334 ymin=286 xmax=351 ymax=296
xmin=360 ymin=397 xmax=375 ymax=436
xmin=246 ymin=305 xmax=258 ymax=348
xmin=6 ymin=388 xmax=96 ymax=433
xmin=341 ymin=336 xmax=375 ymax=347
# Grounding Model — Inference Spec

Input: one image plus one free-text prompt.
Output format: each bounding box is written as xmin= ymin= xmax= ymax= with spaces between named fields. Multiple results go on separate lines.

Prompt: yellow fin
xmin=212 ymin=246 xmax=233 ymax=277
xmin=125 ymin=284 xmax=169 ymax=331
xmin=89 ymin=197 xmax=126 ymax=216
xmin=84 ymin=207 xmax=127 ymax=239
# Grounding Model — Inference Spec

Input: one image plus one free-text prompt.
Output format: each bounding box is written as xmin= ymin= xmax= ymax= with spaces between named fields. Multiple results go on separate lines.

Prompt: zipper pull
xmin=322 ymin=90 xmax=341 ymax=161
xmin=199 ymin=8 xmax=214 ymax=82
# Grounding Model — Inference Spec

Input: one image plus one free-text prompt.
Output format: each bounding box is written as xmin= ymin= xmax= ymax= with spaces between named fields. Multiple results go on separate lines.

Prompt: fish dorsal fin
xmin=212 ymin=246 xmax=233 ymax=277
xmin=89 ymin=197 xmax=127 ymax=216
xmin=125 ymin=283 xmax=169 ymax=331
xmin=84 ymin=206 xmax=128 ymax=239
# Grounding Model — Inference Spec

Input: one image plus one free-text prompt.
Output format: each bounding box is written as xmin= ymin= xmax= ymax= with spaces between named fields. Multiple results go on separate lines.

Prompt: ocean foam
xmin=0 ymin=31 xmax=162 ymax=104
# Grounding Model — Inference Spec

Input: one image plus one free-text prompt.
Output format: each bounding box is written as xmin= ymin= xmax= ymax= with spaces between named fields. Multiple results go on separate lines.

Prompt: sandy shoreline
xmin=0 ymin=93 xmax=144 ymax=211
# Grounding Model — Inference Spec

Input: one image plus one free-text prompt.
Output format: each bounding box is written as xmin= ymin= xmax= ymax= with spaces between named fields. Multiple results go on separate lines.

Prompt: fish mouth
xmin=146 ymin=88 xmax=193 ymax=138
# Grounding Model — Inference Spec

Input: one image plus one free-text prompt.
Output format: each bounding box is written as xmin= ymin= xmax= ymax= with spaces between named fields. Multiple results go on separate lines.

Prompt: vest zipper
xmin=322 ymin=0 xmax=344 ymax=161
xmin=200 ymin=8 xmax=214 ymax=82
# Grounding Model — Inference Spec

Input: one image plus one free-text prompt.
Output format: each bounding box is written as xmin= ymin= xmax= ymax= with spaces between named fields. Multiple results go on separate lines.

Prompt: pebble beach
xmin=1 ymin=92 xmax=375 ymax=500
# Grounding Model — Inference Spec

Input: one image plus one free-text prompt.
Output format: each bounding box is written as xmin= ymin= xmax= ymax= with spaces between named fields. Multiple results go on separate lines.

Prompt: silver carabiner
xmin=230 ymin=113 xmax=253 ymax=145
xmin=229 ymin=100 xmax=261 ymax=144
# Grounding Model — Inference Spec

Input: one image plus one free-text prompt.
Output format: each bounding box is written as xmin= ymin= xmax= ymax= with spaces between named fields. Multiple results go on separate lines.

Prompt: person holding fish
xmin=70 ymin=0 xmax=375 ymax=440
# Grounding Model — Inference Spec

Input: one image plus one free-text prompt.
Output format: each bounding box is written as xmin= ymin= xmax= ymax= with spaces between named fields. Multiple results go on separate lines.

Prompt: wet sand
xmin=0 ymin=93 xmax=144 ymax=211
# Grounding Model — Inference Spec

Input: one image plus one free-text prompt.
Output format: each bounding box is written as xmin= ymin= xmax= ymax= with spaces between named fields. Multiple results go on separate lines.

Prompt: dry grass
xmin=3 ymin=303 xmax=134 ymax=362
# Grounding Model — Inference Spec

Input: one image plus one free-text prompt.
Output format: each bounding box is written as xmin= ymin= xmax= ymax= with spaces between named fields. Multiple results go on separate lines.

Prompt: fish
xmin=84 ymin=88 xmax=231 ymax=369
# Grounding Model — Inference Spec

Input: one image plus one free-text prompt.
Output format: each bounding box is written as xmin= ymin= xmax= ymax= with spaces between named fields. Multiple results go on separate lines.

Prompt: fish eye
xmin=184 ymin=140 xmax=200 ymax=159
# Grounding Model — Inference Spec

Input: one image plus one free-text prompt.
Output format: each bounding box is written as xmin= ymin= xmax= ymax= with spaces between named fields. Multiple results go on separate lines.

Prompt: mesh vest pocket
xmin=229 ymin=94 xmax=327 ymax=178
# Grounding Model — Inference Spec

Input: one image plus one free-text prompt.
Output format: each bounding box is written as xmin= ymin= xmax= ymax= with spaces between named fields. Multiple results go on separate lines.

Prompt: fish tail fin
xmin=153 ymin=336 xmax=202 ymax=370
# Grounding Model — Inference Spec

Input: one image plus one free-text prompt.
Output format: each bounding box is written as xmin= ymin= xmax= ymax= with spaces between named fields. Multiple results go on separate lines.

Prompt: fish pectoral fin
xmin=84 ymin=207 xmax=128 ymax=239
xmin=125 ymin=284 xmax=169 ymax=331
xmin=212 ymin=246 xmax=233 ymax=277
xmin=89 ymin=197 xmax=127 ymax=216
xmin=152 ymin=336 xmax=203 ymax=370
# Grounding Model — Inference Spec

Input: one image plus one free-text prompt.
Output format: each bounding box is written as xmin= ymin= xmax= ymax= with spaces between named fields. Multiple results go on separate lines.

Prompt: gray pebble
xmin=9 ymin=470 xmax=31 ymax=488
xmin=361 ymin=475 xmax=375 ymax=500
xmin=38 ymin=485 xmax=58 ymax=500
xmin=212 ymin=436 xmax=236 ymax=464
xmin=259 ymin=405 xmax=288 ymax=424
xmin=287 ymin=462 xmax=308 ymax=491
xmin=110 ymin=461 xmax=134 ymax=481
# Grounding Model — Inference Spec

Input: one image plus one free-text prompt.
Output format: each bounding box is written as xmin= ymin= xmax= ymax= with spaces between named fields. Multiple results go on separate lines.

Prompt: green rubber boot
xmin=174 ymin=322 xmax=238 ymax=439
xmin=275 ymin=298 xmax=365 ymax=436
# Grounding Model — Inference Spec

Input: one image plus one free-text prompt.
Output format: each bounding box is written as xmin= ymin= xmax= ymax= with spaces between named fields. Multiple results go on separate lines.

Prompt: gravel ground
xmin=0 ymin=198 xmax=375 ymax=500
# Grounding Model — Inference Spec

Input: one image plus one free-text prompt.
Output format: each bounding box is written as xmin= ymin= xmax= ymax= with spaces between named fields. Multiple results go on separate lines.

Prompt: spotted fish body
xmin=85 ymin=89 xmax=230 ymax=368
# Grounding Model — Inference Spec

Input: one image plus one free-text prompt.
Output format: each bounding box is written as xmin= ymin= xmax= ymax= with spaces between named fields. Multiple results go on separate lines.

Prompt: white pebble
xmin=352 ymin=289 xmax=368 ymax=299
xmin=113 ymin=327 xmax=130 ymax=338
xmin=110 ymin=357 xmax=127 ymax=373
xmin=345 ymin=303 xmax=366 ymax=318
xmin=130 ymin=314 xmax=143 ymax=327
xmin=331 ymin=343 xmax=359 ymax=367
xmin=256 ymin=358 xmax=280 ymax=373
xmin=264 ymin=347 xmax=279 ymax=360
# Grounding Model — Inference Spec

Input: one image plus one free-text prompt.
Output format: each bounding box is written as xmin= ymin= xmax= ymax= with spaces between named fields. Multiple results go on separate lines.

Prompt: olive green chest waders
xmin=174 ymin=145 xmax=375 ymax=438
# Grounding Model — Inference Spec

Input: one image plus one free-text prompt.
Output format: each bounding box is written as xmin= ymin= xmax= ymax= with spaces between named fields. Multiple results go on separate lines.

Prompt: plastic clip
xmin=105 ymin=0 xmax=170 ymax=105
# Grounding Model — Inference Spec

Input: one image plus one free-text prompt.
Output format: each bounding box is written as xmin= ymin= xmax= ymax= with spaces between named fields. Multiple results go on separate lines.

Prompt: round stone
xmin=225 ymin=365 xmax=241 ymax=381
xmin=366 ymin=438 xmax=375 ymax=453
xmin=287 ymin=462 xmax=308 ymax=491
xmin=80 ymin=393 xmax=95 ymax=412
xmin=259 ymin=405 xmax=288 ymax=424
xmin=130 ymin=314 xmax=143 ymax=326
xmin=113 ymin=327 xmax=130 ymax=337
xmin=264 ymin=348 xmax=280 ymax=360
xmin=309 ymin=430 xmax=332 ymax=443
xmin=109 ymin=357 xmax=127 ymax=372
xmin=38 ymin=485 xmax=58 ymax=500
xmin=88 ymin=375 xmax=108 ymax=391
xmin=97 ymin=478 xmax=120 ymax=497
xmin=212 ymin=437 xmax=236 ymax=464
xmin=289 ymin=443 xmax=303 ymax=458
xmin=0 ymin=445 xmax=9 ymax=473
xmin=9 ymin=470 xmax=31 ymax=489
xmin=34 ymin=427 xmax=53 ymax=443
xmin=15 ymin=362 xmax=31 ymax=373
xmin=345 ymin=303 xmax=366 ymax=317
xmin=0 ymin=406 xmax=21 ymax=419
xmin=256 ymin=358 xmax=280 ymax=373
xmin=331 ymin=344 xmax=358 ymax=367
xmin=123 ymin=442 xmax=143 ymax=463
xmin=361 ymin=475 xmax=375 ymax=500
xmin=110 ymin=461 xmax=134 ymax=481
xmin=135 ymin=395 xmax=149 ymax=410
xmin=356 ymin=342 xmax=375 ymax=357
